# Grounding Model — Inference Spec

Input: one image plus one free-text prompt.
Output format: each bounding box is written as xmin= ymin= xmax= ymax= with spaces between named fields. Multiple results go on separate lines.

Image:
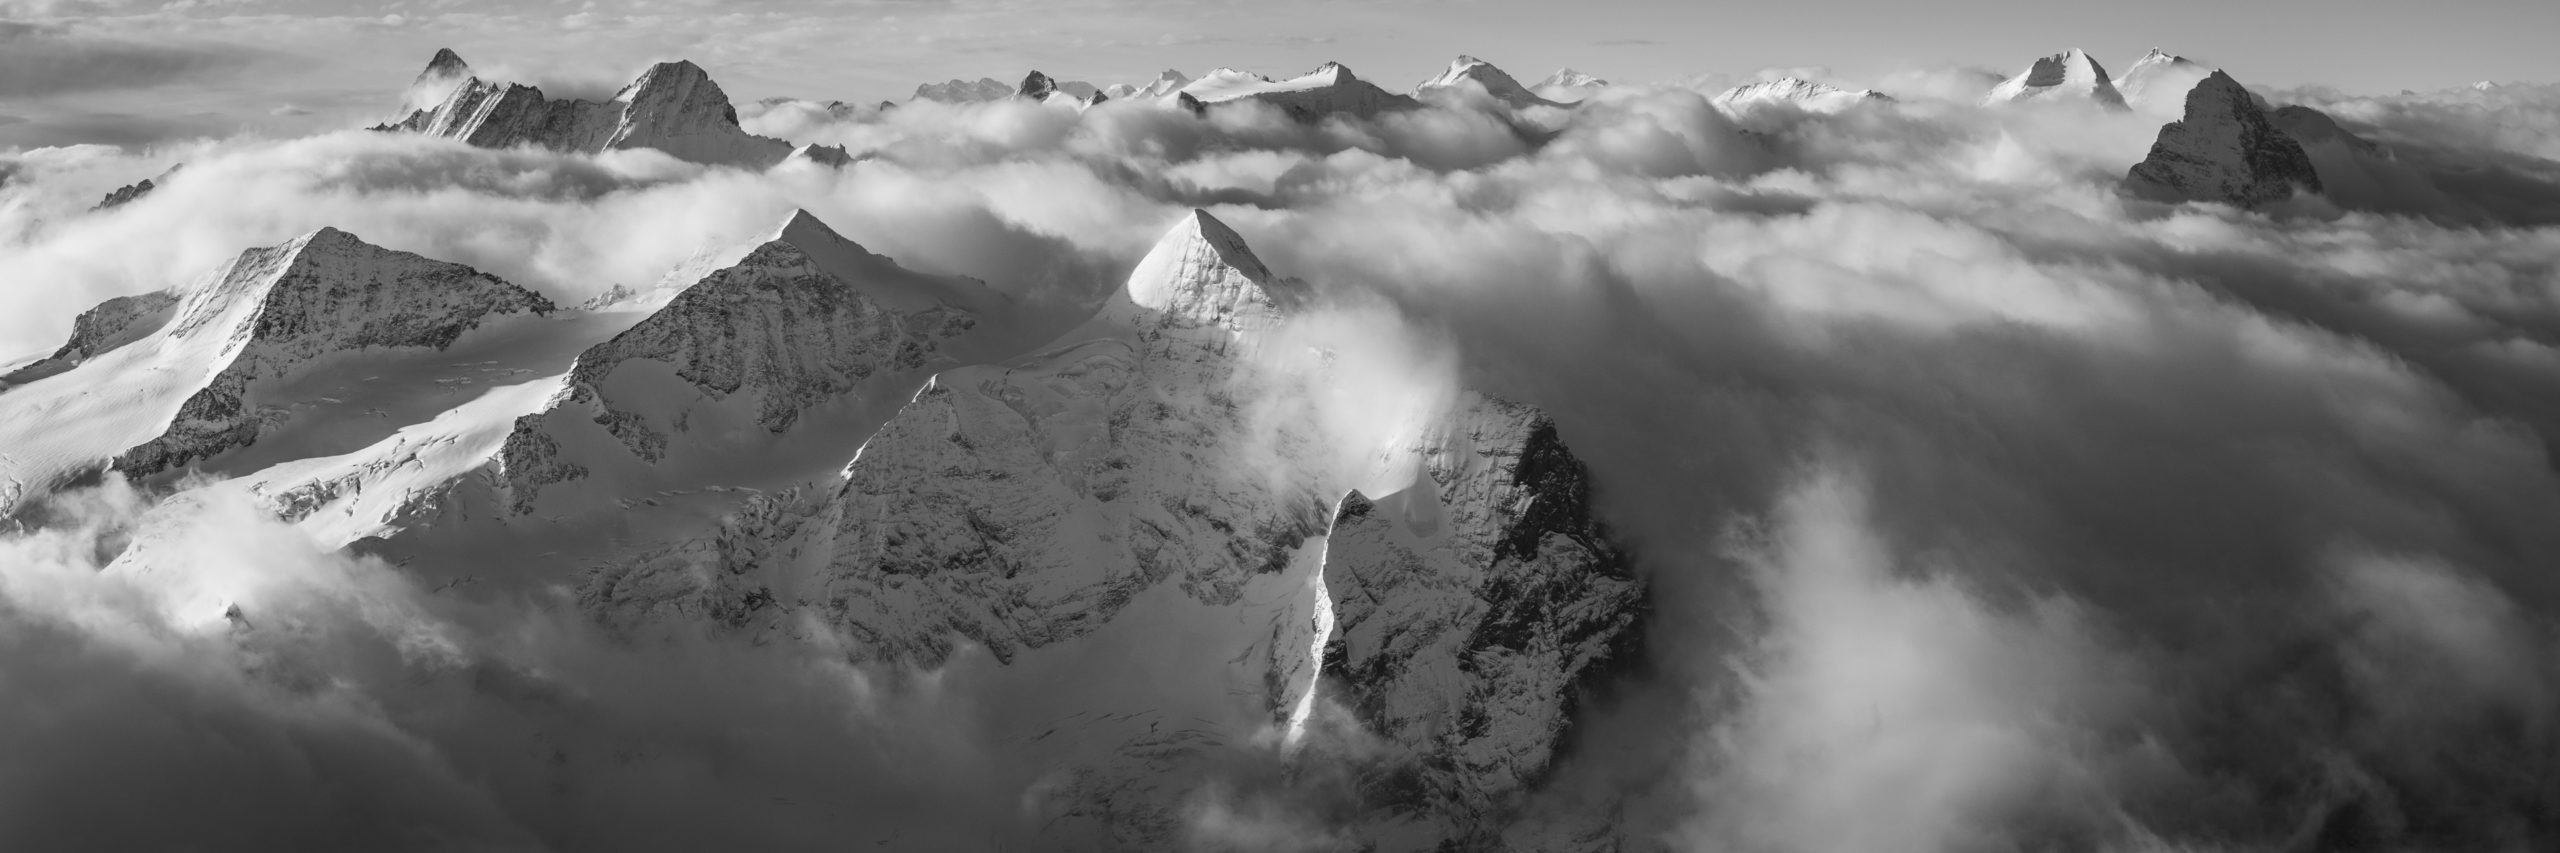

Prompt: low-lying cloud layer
xmin=4 ymin=62 xmax=2560 ymax=850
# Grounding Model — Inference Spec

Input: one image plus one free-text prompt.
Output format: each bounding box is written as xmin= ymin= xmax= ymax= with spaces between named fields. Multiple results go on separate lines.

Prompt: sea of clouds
xmin=2 ymin=64 xmax=2557 ymax=851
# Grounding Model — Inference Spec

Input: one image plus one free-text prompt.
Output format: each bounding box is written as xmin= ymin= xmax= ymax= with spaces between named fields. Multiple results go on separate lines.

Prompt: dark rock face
xmin=2123 ymin=71 xmax=2323 ymax=208
xmin=1319 ymin=400 xmax=1642 ymax=843
xmin=1018 ymin=70 xmax=1058 ymax=100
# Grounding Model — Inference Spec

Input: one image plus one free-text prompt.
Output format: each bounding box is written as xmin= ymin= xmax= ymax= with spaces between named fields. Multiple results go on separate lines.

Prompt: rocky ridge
xmin=380 ymin=54 xmax=792 ymax=168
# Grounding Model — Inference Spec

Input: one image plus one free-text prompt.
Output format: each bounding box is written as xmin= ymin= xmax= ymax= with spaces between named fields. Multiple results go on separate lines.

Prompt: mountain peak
xmin=1019 ymin=70 xmax=1057 ymax=99
xmin=422 ymin=48 xmax=469 ymax=79
xmin=1716 ymin=76 xmax=1890 ymax=113
xmin=773 ymin=209 xmax=838 ymax=245
xmin=622 ymin=60 xmax=715 ymax=100
xmin=1416 ymin=54 xmax=1551 ymax=106
xmin=1985 ymin=48 xmax=2127 ymax=109
xmin=296 ymin=225 xmax=361 ymax=248
xmin=1122 ymin=209 xmax=1293 ymax=330
xmin=2122 ymin=70 xmax=2321 ymax=208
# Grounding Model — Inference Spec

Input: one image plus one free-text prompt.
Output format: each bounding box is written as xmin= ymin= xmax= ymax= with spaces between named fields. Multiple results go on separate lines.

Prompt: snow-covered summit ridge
xmin=381 ymin=53 xmax=791 ymax=168
xmin=1415 ymin=55 xmax=1561 ymax=108
xmin=1984 ymin=48 xmax=2128 ymax=109
xmin=1104 ymin=69 xmax=1191 ymax=101
xmin=2113 ymin=47 xmax=2222 ymax=118
xmin=1176 ymin=62 xmax=1420 ymax=120
xmin=1715 ymin=76 xmax=1892 ymax=113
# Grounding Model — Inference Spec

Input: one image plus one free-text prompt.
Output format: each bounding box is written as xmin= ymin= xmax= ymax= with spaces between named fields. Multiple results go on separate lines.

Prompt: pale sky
xmin=5 ymin=0 xmax=2558 ymax=150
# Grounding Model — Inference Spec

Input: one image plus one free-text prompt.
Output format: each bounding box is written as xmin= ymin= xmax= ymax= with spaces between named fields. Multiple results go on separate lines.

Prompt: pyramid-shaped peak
xmin=1123 ymin=209 xmax=1292 ymax=329
xmin=294 ymin=225 xmax=367 ymax=251
xmin=772 ymin=208 xmax=862 ymax=250
xmin=422 ymin=48 xmax=469 ymax=77
xmin=1986 ymin=48 xmax=2127 ymax=108
xmin=627 ymin=60 xmax=714 ymax=91
xmin=1173 ymin=209 xmax=1270 ymax=279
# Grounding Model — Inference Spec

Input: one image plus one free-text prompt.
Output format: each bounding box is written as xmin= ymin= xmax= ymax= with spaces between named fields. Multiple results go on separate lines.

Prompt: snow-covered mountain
xmin=1175 ymin=62 xmax=1422 ymax=121
xmin=581 ymin=209 xmax=1641 ymax=846
xmin=1714 ymin=76 xmax=1892 ymax=114
xmin=494 ymin=209 xmax=993 ymax=517
xmin=380 ymin=54 xmax=793 ymax=168
xmin=2121 ymin=71 xmax=2322 ymax=208
xmin=2112 ymin=48 xmax=2217 ymax=118
xmin=1983 ymin=48 xmax=2129 ymax=109
xmin=1103 ymin=69 xmax=1191 ymax=101
xmin=0 ymin=228 xmax=554 ymax=512
xmin=1532 ymin=68 xmax=1607 ymax=102
xmin=1415 ymin=55 xmax=1563 ymax=109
